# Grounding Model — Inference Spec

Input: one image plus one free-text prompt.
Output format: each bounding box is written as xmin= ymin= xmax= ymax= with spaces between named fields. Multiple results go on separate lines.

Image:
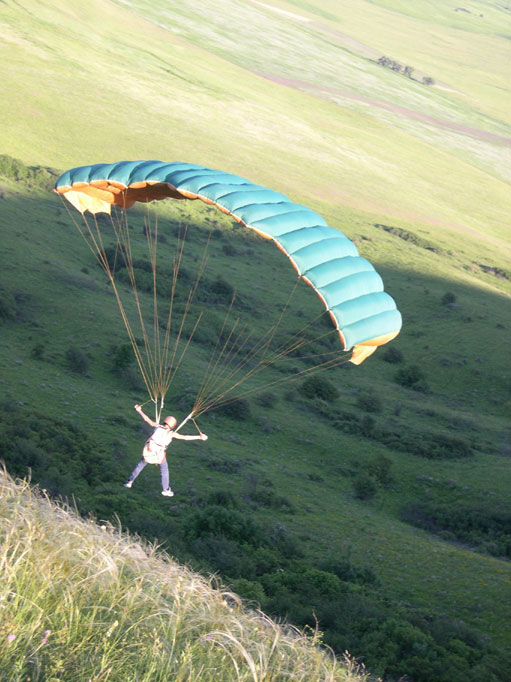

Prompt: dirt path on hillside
xmin=256 ymin=72 xmax=511 ymax=145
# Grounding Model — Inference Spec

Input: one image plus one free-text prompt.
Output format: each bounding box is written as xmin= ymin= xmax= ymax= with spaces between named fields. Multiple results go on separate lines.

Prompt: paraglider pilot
xmin=124 ymin=404 xmax=207 ymax=496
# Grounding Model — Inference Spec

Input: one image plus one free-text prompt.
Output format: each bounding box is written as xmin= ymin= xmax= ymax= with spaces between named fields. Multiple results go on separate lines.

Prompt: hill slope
xmin=0 ymin=470 xmax=371 ymax=681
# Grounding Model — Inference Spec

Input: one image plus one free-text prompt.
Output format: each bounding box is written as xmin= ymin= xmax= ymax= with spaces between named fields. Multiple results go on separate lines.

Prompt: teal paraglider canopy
xmin=55 ymin=160 xmax=402 ymax=366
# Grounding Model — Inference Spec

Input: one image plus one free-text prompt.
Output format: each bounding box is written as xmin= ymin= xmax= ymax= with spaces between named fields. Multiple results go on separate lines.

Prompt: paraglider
xmin=124 ymin=404 xmax=207 ymax=496
xmin=55 ymin=160 xmax=402 ymax=427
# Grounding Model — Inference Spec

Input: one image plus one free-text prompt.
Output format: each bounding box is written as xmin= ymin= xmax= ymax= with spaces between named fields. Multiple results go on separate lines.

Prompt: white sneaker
xmin=124 ymin=481 xmax=133 ymax=488
xmin=161 ymin=488 xmax=174 ymax=497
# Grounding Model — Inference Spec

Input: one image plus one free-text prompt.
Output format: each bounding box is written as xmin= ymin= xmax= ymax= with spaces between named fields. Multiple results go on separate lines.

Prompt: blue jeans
xmin=127 ymin=458 xmax=170 ymax=490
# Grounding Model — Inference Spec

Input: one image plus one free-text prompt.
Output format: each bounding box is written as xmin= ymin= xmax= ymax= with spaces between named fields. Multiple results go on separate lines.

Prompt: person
xmin=124 ymin=404 xmax=207 ymax=496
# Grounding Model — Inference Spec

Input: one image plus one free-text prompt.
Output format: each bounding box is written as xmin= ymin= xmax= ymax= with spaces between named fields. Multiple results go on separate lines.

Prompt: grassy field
xmin=1 ymin=0 xmax=510 ymax=679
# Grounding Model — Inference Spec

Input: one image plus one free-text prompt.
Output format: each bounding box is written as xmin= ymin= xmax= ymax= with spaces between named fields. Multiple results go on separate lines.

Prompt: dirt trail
xmin=256 ymin=72 xmax=511 ymax=145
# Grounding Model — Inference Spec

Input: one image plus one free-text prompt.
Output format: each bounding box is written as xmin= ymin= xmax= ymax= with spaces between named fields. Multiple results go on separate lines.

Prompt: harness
xmin=142 ymin=426 xmax=173 ymax=464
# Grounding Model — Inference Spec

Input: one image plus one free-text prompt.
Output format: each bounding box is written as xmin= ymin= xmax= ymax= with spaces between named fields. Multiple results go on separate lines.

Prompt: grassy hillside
xmin=0 ymin=470 xmax=371 ymax=681
xmin=1 ymin=0 xmax=510 ymax=680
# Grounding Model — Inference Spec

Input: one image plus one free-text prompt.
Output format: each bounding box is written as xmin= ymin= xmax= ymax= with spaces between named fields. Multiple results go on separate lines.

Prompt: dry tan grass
xmin=0 ymin=469 xmax=375 ymax=681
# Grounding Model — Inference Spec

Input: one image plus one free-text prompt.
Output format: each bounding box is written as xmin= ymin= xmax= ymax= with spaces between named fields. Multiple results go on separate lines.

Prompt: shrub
xmin=299 ymin=374 xmax=339 ymax=402
xmin=216 ymin=397 xmax=251 ymax=420
xmin=222 ymin=243 xmax=237 ymax=256
xmin=429 ymin=433 xmax=472 ymax=459
xmin=261 ymin=568 xmax=343 ymax=601
xmin=395 ymin=364 xmax=428 ymax=391
xmin=0 ymin=154 xmax=58 ymax=189
xmin=255 ymin=391 xmax=279 ymax=408
xmin=381 ymin=346 xmax=403 ymax=363
xmin=206 ymin=490 xmax=239 ymax=508
xmin=442 ymin=292 xmax=457 ymax=305
xmin=0 ymin=154 xmax=28 ymax=179
xmin=248 ymin=488 xmax=295 ymax=514
xmin=228 ymin=577 xmax=265 ymax=605
xmin=189 ymin=535 xmax=249 ymax=577
xmin=400 ymin=501 xmax=511 ymax=558
xmin=210 ymin=275 xmax=234 ymax=300
xmin=357 ymin=392 xmax=382 ymax=413
xmin=366 ymin=453 xmax=394 ymax=486
xmin=353 ymin=472 xmax=378 ymax=500
xmin=319 ymin=557 xmax=380 ymax=586
xmin=374 ymin=223 xmax=442 ymax=254
xmin=360 ymin=414 xmax=376 ymax=436
xmin=117 ymin=365 xmax=145 ymax=391
xmin=204 ymin=457 xmax=242 ymax=474
xmin=65 ymin=346 xmax=89 ymax=374
xmin=112 ymin=343 xmax=134 ymax=371
xmin=185 ymin=506 xmax=264 ymax=546
xmin=30 ymin=343 xmax=45 ymax=360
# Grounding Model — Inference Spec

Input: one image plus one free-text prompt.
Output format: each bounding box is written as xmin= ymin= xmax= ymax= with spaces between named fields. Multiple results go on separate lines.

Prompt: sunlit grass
xmin=0 ymin=470 xmax=374 ymax=681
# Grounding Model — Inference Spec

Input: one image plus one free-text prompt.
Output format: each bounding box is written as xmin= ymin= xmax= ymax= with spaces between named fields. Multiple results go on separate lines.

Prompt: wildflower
xmin=7 ymin=634 xmax=16 ymax=642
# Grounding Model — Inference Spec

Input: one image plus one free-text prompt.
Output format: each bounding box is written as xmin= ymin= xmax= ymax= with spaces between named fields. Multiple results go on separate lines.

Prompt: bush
xmin=204 ymin=456 xmax=242 ymax=474
xmin=117 ymin=365 xmax=145 ymax=391
xmin=255 ymin=391 xmax=279 ymax=408
xmin=0 ymin=154 xmax=28 ymax=179
xmin=360 ymin=414 xmax=376 ymax=436
xmin=222 ymin=243 xmax=237 ymax=256
xmin=381 ymin=346 xmax=404 ymax=363
xmin=357 ymin=392 xmax=382 ymax=413
xmin=248 ymin=488 xmax=295 ymax=514
xmin=30 ymin=343 xmax=45 ymax=360
xmin=206 ymin=490 xmax=239 ymax=508
xmin=429 ymin=434 xmax=472 ymax=458
xmin=395 ymin=364 xmax=428 ymax=391
xmin=112 ymin=343 xmax=134 ymax=371
xmin=0 ymin=154 xmax=58 ymax=190
xmin=216 ymin=398 xmax=251 ymax=420
xmin=185 ymin=506 xmax=264 ymax=546
xmin=366 ymin=453 xmax=394 ymax=486
xmin=299 ymin=374 xmax=339 ymax=402
xmin=189 ymin=535 xmax=250 ymax=577
xmin=319 ymin=557 xmax=380 ymax=586
xmin=228 ymin=577 xmax=265 ymax=605
xmin=210 ymin=275 xmax=234 ymax=300
xmin=353 ymin=472 xmax=378 ymax=500
xmin=400 ymin=501 xmax=511 ymax=559
xmin=65 ymin=346 xmax=89 ymax=374
xmin=442 ymin=292 xmax=457 ymax=305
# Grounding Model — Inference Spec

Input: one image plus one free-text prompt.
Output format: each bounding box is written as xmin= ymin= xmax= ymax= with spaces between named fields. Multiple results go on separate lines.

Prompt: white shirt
xmin=148 ymin=425 xmax=174 ymax=449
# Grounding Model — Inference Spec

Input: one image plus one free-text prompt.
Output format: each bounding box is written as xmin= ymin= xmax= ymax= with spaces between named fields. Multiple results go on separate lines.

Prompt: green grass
xmin=1 ymin=181 xmax=510 ymax=679
xmin=1 ymin=0 xmax=510 ymax=679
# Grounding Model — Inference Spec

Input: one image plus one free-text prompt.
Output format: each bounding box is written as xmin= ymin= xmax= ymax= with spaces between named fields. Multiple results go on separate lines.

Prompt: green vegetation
xmin=300 ymin=375 xmax=340 ymax=402
xmin=1 ymin=0 xmax=510 ymax=678
xmin=1 ymin=471 xmax=370 ymax=682
xmin=0 ymin=154 xmax=58 ymax=190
